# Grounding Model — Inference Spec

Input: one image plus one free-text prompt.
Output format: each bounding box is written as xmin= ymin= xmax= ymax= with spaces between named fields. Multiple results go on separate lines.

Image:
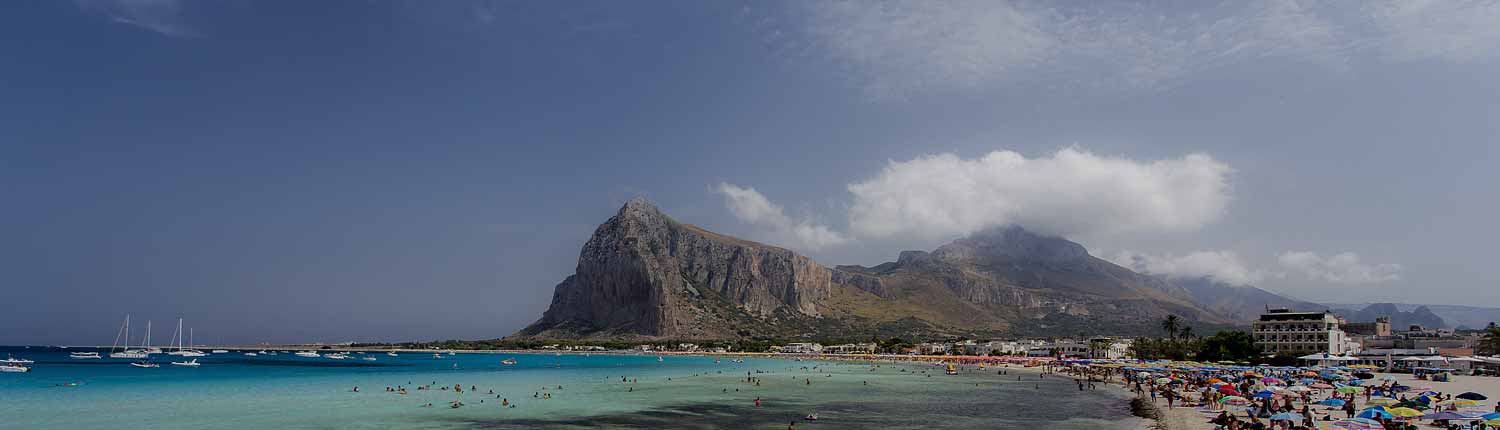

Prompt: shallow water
xmin=1 ymin=346 xmax=1143 ymax=429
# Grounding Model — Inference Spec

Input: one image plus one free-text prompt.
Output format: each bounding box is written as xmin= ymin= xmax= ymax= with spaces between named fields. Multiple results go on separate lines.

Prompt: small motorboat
xmin=70 ymin=352 xmax=102 ymax=359
xmin=805 ymin=413 xmax=819 ymax=421
xmin=130 ymin=361 xmax=159 ymax=368
xmin=1 ymin=356 xmax=35 ymax=365
xmin=501 ymin=359 xmax=518 ymax=365
xmin=171 ymin=359 xmax=201 ymax=367
xmin=244 ymin=352 xmax=258 ymax=357
xmin=361 ymin=356 xmax=377 ymax=361
xmin=211 ymin=350 xmax=229 ymax=354
xmin=432 ymin=353 xmax=443 ymax=359
xmin=386 ymin=352 xmax=398 ymax=357
xmin=325 ymin=353 xmax=349 ymax=360
xmin=294 ymin=351 xmax=321 ymax=358
xmin=1 ymin=365 xmax=30 ymax=373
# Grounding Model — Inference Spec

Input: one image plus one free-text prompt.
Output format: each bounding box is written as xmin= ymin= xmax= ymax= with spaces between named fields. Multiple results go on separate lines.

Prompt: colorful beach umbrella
xmin=1316 ymin=399 xmax=1346 ymax=406
xmin=1356 ymin=409 xmax=1393 ymax=419
xmin=1311 ymin=383 xmax=1335 ymax=389
xmin=1387 ymin=407 xmax=1423 ymax=418
xmin=1366 ymin=398 xmax=1397 ymax=406
xmin=1483 ymin=413 xmax=1500 ymax=420
xmin=1422 ymin=411 xmax=1470 ymax=421
xmin=1336 ymin=386 xmax=1365 ymax=394
xmin=1456 ymin=392 xmax=1487 ymax=401
xmin=1220 ymin=396 xmax=1249 ymax=405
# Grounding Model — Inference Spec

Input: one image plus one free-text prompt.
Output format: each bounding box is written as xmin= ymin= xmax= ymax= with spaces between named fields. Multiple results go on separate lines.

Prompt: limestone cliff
xmin=518 ymin=198 xmax=838 ymax=339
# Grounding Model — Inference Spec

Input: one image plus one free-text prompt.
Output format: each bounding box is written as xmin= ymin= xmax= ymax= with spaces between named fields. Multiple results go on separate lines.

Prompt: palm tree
xmin=1180 ymin=326 xmax=1195 ymax=340
xmin=1162 ymin=315 xmax=1181 ymax=341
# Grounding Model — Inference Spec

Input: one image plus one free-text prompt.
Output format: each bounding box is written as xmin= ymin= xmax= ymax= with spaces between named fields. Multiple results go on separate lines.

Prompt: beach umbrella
xmin=1488 ymin=420 xmax=1500 ymax=428
xmin=1218 ymin=385 xmax=1240 ymax=394
xmin=1220 ymin=396 xmax=1249 ymax=405
xmin=1387 ymin=407 xmax=1423 ymax=418
xmin=1316 ymin=399 xmax=1346 ymax=406
xmin=1253 ymin=391 xmax=1276 ymax=398
xmin=1357 ymin=409 xmax=1393 ymax=419
xmin=1336 ymin=386 xmax=1365 ymax=394
xmin=1262 ymin=377 xmax=1284 ymax=384
xmin=1391 ymin=401 xmax=1427 ymax=411
xmin=1484 ymin=413 xmax=1500 ymax=420
xmin=1456 ymin=392 xmax=1487 ymax=401
xmin=1287 ymin=386 xmax=1312 ymax=392
xmin=1353 ymin=372 xmax=1374 ymax=379
xmin=1333 ymin=418 xmax=1384 ymax=430
xmin=1269 ymin=412 xmax=1305 ymax=421
xmin=1422 ymin=411 xmax=1470 ymax=421
xmin=1366 ymin=398 xmax=1397 ymax=406
xmin=1311 ymin=383 xmax=1335 ymax=389
xmin=1154 ymin=377 xmax=1173 ymax=384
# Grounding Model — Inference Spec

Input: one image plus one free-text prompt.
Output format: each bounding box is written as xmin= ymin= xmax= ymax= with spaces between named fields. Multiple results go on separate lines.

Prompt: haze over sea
xmin=1 ymin=346 xmax=1139 ymax=429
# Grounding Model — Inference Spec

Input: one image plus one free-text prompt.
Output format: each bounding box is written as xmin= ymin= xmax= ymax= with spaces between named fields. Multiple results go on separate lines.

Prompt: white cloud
xmin=1276 ymin=251 xmax=1402 ymax=283
xmin=714 ymin=183 xmax=849 ymax=251
xmin=846 ymin=147 xmax=1231 ymax=241
xmin=1110 ymin=250 xmax=1262 ymax=286
xmin=1362 ymin=0 xmax=1500 ymax=63
xmin=77 ymin=0 xmax=193 ymax=36
xmin=785 ymin=0 xmax=1500 ymax=96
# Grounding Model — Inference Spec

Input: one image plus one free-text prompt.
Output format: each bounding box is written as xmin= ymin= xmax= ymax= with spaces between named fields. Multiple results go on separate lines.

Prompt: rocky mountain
xmin=1334 ymin=303 xmax=1447 ymax=329
xmin=1162 ymin=277 xmax=1326 ymax=322
xmin=516 ymin=199 xmax=1235 ymax=340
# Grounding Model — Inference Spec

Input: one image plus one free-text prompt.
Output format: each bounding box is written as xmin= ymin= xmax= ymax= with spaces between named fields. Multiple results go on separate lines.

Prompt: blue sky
xmin=4 ymin=1 xmax=1498 ymax=345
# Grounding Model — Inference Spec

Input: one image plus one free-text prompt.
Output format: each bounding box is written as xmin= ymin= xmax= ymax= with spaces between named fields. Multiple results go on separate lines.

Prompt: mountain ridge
xmin=516 ymin=200 xmax=1265 ymax=340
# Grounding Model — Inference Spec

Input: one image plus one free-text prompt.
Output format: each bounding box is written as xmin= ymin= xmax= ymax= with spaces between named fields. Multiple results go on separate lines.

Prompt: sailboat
xmin=142 ymin=320 xmax=162 ymax=354
xmin=167 ymin=321 xmax=208 ymax=357
xmin=109 ymin=315 xmax=148 ymax=359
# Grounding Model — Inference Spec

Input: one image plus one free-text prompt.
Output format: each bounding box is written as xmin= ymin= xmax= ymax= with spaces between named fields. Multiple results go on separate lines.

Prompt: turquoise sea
xmin=1 ymin=346 xmax=1144 ymax=429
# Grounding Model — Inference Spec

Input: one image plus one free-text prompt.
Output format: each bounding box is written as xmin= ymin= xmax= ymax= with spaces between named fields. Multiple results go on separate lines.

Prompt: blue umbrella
xmin=1317 ymin=399 xmax=1347 ymax=406
xmin=1357 ymin=409 xmax=1394 ymax=419
xmin=1484 ymin=413 xmax=1500 ymax=420
xmin=1253 ymin=391 xmax=1276 ymax=398
xmin=1270 ymin=413 xmax=1305 ymax=421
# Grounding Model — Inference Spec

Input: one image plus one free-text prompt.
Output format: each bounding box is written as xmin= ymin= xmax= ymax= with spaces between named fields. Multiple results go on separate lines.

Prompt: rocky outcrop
xmin=518 ymin=201 xmax=1235 ymax=340
xmin=518 ymin=198 xmax=836 ymax=339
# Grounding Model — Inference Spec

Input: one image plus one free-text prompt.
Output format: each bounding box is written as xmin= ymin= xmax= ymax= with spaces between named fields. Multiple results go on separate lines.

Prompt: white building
xmin=779 ymin=343 xmax=823 ymax=354
xmin=824 ymin=343 xmax=877 ymax=354
xmin=1253 ymin=308 xmax=1349 ymax=356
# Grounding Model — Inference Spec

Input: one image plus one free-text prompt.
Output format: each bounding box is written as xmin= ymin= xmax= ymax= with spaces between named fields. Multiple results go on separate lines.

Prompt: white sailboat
xmin=109 ymin=315 xmax=148 ymax=359
xmin=142 ymin=320 xmax=161 ymax=354
xmin=167 ymin=321 xmax=207 ymax=357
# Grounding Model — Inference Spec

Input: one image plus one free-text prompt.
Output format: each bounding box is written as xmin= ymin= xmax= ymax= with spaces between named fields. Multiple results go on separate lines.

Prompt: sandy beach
xmin=1136 ymin=372 xmax=1500 ymax=430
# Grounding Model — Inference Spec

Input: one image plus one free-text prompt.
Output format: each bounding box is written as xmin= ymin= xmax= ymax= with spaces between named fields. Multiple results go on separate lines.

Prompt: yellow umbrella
xmin=1486 ymin=420 xmax=1500 ymax=427
xmin=1366 ymin=398 xmax=1397 ymax=406
xmin=1386 ymin=407 xmax=1422 ymax=418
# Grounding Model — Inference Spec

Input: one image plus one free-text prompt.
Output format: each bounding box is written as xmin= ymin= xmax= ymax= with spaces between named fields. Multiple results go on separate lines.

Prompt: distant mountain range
xmin=513 ymin=199 xmax=1490 ymax=340
xmin=1323 ymin=303 xmax=1500 ymax=330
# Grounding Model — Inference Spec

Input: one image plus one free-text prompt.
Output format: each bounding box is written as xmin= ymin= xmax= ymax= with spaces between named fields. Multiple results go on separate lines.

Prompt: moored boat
xmin=1 ymin=365 xmax=30 ymax=373
xmin=70 ymin=351 xmax=102 ymax=359
xmin=171 ymin=358 xmax=200 ymax=367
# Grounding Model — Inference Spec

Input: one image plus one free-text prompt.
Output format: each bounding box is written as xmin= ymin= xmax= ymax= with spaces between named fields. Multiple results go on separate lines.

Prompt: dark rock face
xmin=519 ymin=198 xmax=836 ymax=339
xmin=519 ymin=202 xmax=1232 ymax=340
xmin=1336 ymin=303 xmax=1448 ymax=329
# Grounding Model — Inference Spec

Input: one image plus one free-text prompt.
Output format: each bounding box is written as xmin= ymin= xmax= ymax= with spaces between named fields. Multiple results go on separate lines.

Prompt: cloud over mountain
xmin=1277 ymin=251 xmax=1402 ymax=283
xmin=846 ymin=148 xmax=1231 ymax=242
xmin=714 ymin=183 xmax=849 ymax=250
xmin=1110 ymin=249 xmax=1263 ymax=286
